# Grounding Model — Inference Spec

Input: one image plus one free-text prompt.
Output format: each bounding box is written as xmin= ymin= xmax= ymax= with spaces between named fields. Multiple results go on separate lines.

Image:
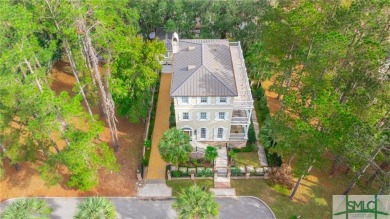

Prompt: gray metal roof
xmin=170 ymin=39 xmax=238 ymax=97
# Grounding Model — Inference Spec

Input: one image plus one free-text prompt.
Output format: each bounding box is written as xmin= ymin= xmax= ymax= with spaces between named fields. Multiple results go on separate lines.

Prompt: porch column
xmin=247 ymin=109 xmax=252 ymax=123
xmin=244 ymin=124 xmax=248 ymax=139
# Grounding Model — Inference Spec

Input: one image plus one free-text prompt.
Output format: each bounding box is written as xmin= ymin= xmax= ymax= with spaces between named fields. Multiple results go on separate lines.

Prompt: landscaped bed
xmin=166 ymin=179 xmax=214 ymax=196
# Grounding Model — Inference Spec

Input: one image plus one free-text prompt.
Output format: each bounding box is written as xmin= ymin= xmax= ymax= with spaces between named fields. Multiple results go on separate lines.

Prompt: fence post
xmin=137 ymin=169 xmax=143 ymax=181
xmin=167 ymin=170 xmax=172 ymax=180
xmin=245 ymin=171 xmax=250 ymax=179
xmin=190 ymin=170 xmax=195 ymax=180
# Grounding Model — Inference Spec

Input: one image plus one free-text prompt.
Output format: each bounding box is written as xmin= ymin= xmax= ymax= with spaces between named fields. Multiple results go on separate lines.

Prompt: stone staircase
xmin=214 ymin=146 xmax=232 ymax=189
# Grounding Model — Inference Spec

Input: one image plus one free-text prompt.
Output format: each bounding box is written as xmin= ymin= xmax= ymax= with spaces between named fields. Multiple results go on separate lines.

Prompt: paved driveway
xmin=0 ymin=196 xmax=275 ymax=219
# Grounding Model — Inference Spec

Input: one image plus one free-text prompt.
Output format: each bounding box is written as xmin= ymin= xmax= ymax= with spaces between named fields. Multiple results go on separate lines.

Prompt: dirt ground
xmin=0 ymin=61 xmax=145 ymax=201
xmin=261 ymin=79 xmax=281 ymax=115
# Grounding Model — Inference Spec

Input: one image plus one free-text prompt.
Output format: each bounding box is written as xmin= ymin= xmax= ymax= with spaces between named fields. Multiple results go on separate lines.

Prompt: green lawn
xmin=234 ymin=151 xmax=261 ymax=167
xmin=166 ymin=179 xmax=213 ymax=196
xmin=231 ymin=167 xmax=378 ymax=219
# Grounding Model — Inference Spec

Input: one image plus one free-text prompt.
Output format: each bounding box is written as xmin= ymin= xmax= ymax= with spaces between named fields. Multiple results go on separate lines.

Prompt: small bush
xmin=247 ymin=122 xmax=257 ymax=144
xmin=197 ymin=169 xmax=213 ymax=177
xmin=268 ymin=164 xmax=294 ymax=189
xmin=144 ymin=139 xmax=151 ymax=149
xmin=265 ymin=148 xmax=282 ymax=167
xmin=169 ymin=101 xmax=176 ymax=128
xmin=141 ymin=158 xmax=149 ymax=167
xmin=171 ymin=170 xmax=185 ymax=177
xmin=231 ymin=167 xmax=242 ymax=176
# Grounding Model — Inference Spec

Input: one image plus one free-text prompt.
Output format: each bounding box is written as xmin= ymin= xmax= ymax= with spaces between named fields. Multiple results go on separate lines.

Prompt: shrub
xmin=197 ymin=169 xmax=213 ymax=177
xmin=141 ymin=158 xmax=149 ymax=167
xmin=169 ymin=101 xmax=176 ymax=128
xmin=265 ymin=148 xmax=282 ymax=167
xmin=247 ymin=122 xmax=257 ymax=144
xmin=171 ymin=170 xmax=184 ymax=177
xmin=205 ymin=146 xmax=218 ymax=162
xmin=268 ymin=164 xmax=294 ymax=189
xmin=231 ymin=167 xmax=242 ymax=176
xmin=144 ymin=139 xmax=151 ymax=149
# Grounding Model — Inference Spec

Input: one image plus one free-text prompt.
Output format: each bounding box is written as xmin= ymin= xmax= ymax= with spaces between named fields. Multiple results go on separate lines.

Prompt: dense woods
xmin=0 ymin=0 xmax=164 ymax=190
xmin=0 ymin=0 xmax=388 ymax=196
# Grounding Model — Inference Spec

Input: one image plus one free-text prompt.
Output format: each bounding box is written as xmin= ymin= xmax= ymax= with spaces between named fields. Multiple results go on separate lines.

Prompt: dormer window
xmin=219 ymin=97 xmax=227 ymax=103
xmin=182 ymin=97 xmax=189 ymax=104
xmin=200 ymin=97 xmax=208 ymax=103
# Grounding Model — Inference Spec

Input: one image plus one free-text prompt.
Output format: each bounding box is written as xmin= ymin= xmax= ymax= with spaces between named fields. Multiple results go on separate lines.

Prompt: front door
xmin=182 ymin=128 xmax=192 ymax=141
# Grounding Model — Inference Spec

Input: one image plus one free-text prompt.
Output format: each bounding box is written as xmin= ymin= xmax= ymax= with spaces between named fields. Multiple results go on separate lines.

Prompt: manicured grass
xmin=166 ymin=180 xmax=214 ymax=196
xmin=234 ymin=151 xmax=261 ymax=167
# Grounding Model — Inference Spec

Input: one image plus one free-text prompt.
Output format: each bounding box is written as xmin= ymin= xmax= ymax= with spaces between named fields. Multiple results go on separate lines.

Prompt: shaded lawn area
xmin=166 ymin=180 xmax=213 ymax=196
xmin=231 ymin=167 xmax=378 ymax=219
xmin=234 ymin=151 xmax=261 ymax=167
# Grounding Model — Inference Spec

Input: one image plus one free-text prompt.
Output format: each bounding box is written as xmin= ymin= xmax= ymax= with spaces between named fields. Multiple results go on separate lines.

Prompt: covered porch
xmin=229 ymin=125 xmax=248 ymax=140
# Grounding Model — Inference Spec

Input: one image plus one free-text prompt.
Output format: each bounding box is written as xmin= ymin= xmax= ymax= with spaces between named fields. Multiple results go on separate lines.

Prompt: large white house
xmin=162 ymin=33 xmax=253 ymax=148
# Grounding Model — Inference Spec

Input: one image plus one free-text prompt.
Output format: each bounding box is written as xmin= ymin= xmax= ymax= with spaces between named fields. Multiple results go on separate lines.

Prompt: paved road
xmin=0 ymin=196 xmax=275 ymax=219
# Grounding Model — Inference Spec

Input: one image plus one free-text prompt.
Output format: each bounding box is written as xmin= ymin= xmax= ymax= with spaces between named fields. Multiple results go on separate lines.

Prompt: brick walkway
xmin=147 ymin=73 xmax=172 ymax=180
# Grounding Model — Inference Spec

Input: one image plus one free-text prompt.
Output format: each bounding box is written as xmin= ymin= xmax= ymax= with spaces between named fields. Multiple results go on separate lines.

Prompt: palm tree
xmin=173 ymin=185 xmax=219 ymax=219
xmin=205 ymin=146 xmax=218 ymax=163
xmin=74 ymin=197 xmax=116 ymax=219
xmin=158 ymin=128 xmax=192 ymax=165
xmin=0 ymin=198 xmax=52 ymax=219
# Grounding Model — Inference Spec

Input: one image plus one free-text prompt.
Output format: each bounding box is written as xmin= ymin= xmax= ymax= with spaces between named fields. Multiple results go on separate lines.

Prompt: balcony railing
xmin=231 ymin=117 xmax=250 ymax=123
xmin=229 ymin=133 xmax=246 ymax=140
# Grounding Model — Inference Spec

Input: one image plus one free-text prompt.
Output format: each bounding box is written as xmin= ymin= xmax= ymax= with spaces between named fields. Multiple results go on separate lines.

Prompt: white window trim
xmin=214 ymin=127 xmax=227 ymax=140
xmin=178 ymin=97 xmax=190 ymax=105
xmin=197 ymin=97 xmax=211 ymax=105
xmin=216 ymin=97 xmax=230 ymax=104
xmin=179 ymin=112 xmax=192 ymax=121
xmin=198 ymin=127 xmax=208 ymax=140
xmin=214 ymin=112 xmax=229 ymax=121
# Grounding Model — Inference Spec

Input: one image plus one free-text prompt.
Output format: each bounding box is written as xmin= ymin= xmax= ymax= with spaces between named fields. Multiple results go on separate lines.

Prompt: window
xmin=181 ymin=97 xmax=189 ymax=104
xmin=200 ymin=128 xmax=206 ymax=139
xmin=200 ymin=97 xmax=208 ymax=103
xmin=219 ymin=112 xmax=226 ymax=120
xmin=200 ymin=112 xmax=207 ymax=120
xmin=182 ymin=112 xmax=189 ymax=120
xmin=217 ymin=128 xmax=223 ymax=139
xmin=217 ymin=97 xmax=228 ymax=104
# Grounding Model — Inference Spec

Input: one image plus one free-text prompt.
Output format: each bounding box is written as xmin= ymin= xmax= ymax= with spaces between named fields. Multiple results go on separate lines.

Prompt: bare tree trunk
xmin=44 ymin=0 xmax=94 ymax=119
xmin=367 ymin=161 xmax=389 ymax=184
xmin=75 ymin=15 xmax=120 ymax=151
xmin=24 ymin=59 xmax=43 ymax=92
xmin=343 ymin=144 xmax=383 ymax=195
xmin=288 ymin=154 xmax=295 ymax=167
xmin=289 ymin=165 xmax=313 ymax=200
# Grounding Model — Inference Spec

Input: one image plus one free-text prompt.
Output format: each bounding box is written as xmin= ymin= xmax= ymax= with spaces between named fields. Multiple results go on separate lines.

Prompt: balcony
xmin=231 ymin=110 xmax=250 ymax=123
xmin=229 ymin=41 xmax=254 ymax=109
xmin=229 ymin=125 xmax=247 ymax=140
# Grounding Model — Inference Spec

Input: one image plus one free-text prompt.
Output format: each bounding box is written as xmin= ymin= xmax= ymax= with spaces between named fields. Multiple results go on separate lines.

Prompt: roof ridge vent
xmin=187 ymin=65 xmax=196 ymax=70
xmin=188 ymin=46 xmax=196 ymax=51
